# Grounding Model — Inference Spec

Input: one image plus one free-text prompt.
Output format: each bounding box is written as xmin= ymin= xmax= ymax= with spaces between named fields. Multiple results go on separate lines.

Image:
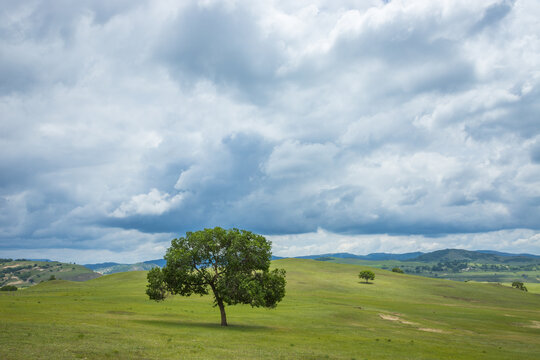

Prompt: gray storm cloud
xmin=1 ymin=0 xmax=539 ymax=262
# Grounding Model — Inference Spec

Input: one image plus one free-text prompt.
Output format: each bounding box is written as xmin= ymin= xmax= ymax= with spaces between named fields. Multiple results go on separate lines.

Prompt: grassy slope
xmin=0 ymin=259 xmax=539 ymax=359
xmin=322 ymin=258 xmax=540 ymax=283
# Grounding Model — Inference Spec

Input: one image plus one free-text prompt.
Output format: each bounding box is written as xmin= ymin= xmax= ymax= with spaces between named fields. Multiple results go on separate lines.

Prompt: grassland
xmin=1 ymin=259 xmax=539 ymax=359
xmin=319 ymin=258 xmax=540 ymax=283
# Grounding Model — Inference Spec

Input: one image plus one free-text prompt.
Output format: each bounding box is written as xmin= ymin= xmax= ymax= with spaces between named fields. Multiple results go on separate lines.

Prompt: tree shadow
xmin=358 ymin=281 xmax=374 ymax=285
xmin=133 ymin=318 xmax=272 ymax=331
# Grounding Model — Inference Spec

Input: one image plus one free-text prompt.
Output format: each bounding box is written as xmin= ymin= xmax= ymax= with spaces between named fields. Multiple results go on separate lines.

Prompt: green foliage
xmin=146 ymin=227 xmax=287 ymax=325
xmin=511 ymin=281 xmax=528 ymax=291
xmin=392 ymin=267 xmax=404 ymax=273
xmin=0 ymin=285 xmax=17 ymax=291
xmin=359 ymin=270 xmax=375 ymax=283
xmin=146 ymin=267 xmax=167 ymax=301
xmin=48 ymin=275 xmax=56 ymax=281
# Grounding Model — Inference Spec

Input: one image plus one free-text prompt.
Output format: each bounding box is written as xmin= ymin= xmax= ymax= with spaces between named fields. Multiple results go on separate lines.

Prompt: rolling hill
xmin=83 ymin=261 xmax=163 ymax=275
xmin=0 ymin=259 xmax=100 ymax=288
xmin=1 ymin=259 xmax=539 ymax=359
xmin=295 ymin=251 xmax=424 ymax=261
xmin=410 ymin=249 xmax=539 ymax=263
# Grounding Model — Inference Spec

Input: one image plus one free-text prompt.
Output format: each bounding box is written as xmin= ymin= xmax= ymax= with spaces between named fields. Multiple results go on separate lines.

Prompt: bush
xmin=359 ymin=270 xmax=375 ymax=283
xmin=18 ymin=272 xmax=32 ymax=281
xmin=511 ymin=281 xmax=527 ymax=292
xmin=48 ymin=275 xmax=56 ymax=281
xmin=0 ymin=285 xmax=18 ymax=291
xmin=392 ymin=267 xmax=404 ymax=274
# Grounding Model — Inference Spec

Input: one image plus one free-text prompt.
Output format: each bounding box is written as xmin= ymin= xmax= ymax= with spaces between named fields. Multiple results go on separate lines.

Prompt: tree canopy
xmin=359 ymin=270 xmax=375 ymax=283
xmin=146 ymin=227 xmax=286 ymax=326
xmin=511 ymin=281 xmax=527 ymax=292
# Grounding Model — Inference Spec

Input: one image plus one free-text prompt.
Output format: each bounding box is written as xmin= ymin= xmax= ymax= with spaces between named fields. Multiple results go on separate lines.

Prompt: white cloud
xmin=1 ymin=0 xmax=540 ymax=261
xmin=111 ymin=189 xmax=184 ymax=217
xmin=268 ymin=228 xmax=540 ymax=257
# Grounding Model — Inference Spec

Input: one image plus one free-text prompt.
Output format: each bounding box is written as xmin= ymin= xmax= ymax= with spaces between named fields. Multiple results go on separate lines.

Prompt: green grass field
xmin=321 ymin=258 xmax=540 ymax=283
xmin=1 ymin=259 xmax=539 ymax=359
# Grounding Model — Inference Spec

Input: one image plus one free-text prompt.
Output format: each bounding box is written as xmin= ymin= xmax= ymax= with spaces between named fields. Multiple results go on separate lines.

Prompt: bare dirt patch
xmin=379 ymin=314 xmax=400 ymax=321
xmin=379 ymin=314 xmax=418 ymax=325
xmin=2 ymin=265 xmax=21 ymax=269
xmin=525 ymin=321 xmax=540 ymax=329
xmin=418 ymin=327 xmax=446 ymax=333
xmin=379 ymin=313 xmax=447 ymax=332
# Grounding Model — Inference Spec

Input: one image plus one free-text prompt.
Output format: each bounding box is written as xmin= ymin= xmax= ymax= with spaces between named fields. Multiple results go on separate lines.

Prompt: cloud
xmin=111 ymin=189 xmax=184 ymax=218
xmin=1 ymin=0 xmax=540 ymax=262
xmin=268 ymin=228 xmax=540 ymax=257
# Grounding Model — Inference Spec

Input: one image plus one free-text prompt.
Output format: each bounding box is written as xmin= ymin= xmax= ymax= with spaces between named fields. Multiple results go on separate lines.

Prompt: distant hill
xmin=86 ymin=257 xmax=282 ymax=274
xmin=0 ymin=259 xmax=100 ymax=288
xmin=28 ymin=259 xmax=53 ymax=262
xmin=409 ymin=249 xmax=539 ymax=263
xmin=294 ymin=252 xmax=423 ymax=261
xmin=362 ymin=252 xmax=424 ymax=260
xmin=83 ymin=262 xmax=122 ymax=270
xmin=85 ymin=262 xmax=162 ymax=275
xmin=143 ymin=259 xmax=167 ymax=267
xmin=294 ymin=252 xmax=360 ymax=260
xmin=80 ymin=249 xmax=539 ymax=275
xmin=476 ymin=250 xmax=540 ymax=259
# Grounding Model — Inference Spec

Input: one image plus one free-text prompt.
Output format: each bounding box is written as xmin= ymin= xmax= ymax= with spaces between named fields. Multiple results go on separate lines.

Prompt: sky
xmin=1 ymin=0 xmax=540 ymax=264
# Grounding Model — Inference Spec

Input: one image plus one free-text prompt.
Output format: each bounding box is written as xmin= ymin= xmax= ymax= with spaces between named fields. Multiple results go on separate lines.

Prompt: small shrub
xmin=392 ymin=267 xmax=404 ymax=274
xmin=0 ymin=285 xmax=17 ymax=291
xmin=48 ymin=275 xmax=56 ymax=281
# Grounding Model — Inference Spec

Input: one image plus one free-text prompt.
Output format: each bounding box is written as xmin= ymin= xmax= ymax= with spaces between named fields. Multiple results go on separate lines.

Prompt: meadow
xmin=319 ymin=257 xmax=540 ymax=284
xmin=1 ymin=259 xmax=539 ymax=359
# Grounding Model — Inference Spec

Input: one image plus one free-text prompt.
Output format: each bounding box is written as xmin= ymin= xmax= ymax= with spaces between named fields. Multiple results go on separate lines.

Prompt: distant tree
xmin=48 ymin=275 xmax=56 ymax=281
xmin=359 ymin=270 xmax=375 ymax=283
xmin=391 ymin=267 xmax=404 ymax=274
xmin=0 ymin=285 xmax=17 ymax=291
xmin=146 ymin=227 xmax=287 ymax=326
xmin=511 ymin=281 xmax=527 ymax=292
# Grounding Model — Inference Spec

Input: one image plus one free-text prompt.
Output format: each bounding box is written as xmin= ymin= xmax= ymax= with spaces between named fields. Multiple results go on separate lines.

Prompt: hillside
xmin=0 ymin=259 xmax=100 ymax=288
xmin=410 ymin=249 xmax=538 ymax=263
xmin=84 ymin=260 xmax=163 ymax=274
xmin=0 ymin=259 xmax=539 ymax=359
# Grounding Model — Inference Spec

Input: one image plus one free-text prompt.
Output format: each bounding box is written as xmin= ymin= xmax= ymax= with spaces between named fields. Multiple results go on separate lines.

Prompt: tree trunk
xmin=209 ymin=282 xmax=228 ymax=326
xmin=217 ymin=299 xmax=227 ymax=326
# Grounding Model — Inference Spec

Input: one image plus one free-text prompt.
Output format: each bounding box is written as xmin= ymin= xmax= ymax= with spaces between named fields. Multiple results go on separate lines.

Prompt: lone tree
xmin=359 ymin=270 xmax=375 ymax=283
xmin=146 ymin=227 xmax=286 ymax=326
xmin=511 ymin=281 xmax=528 ymax=292
xmin=391 ymin=267 xmax=404 ymax=274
